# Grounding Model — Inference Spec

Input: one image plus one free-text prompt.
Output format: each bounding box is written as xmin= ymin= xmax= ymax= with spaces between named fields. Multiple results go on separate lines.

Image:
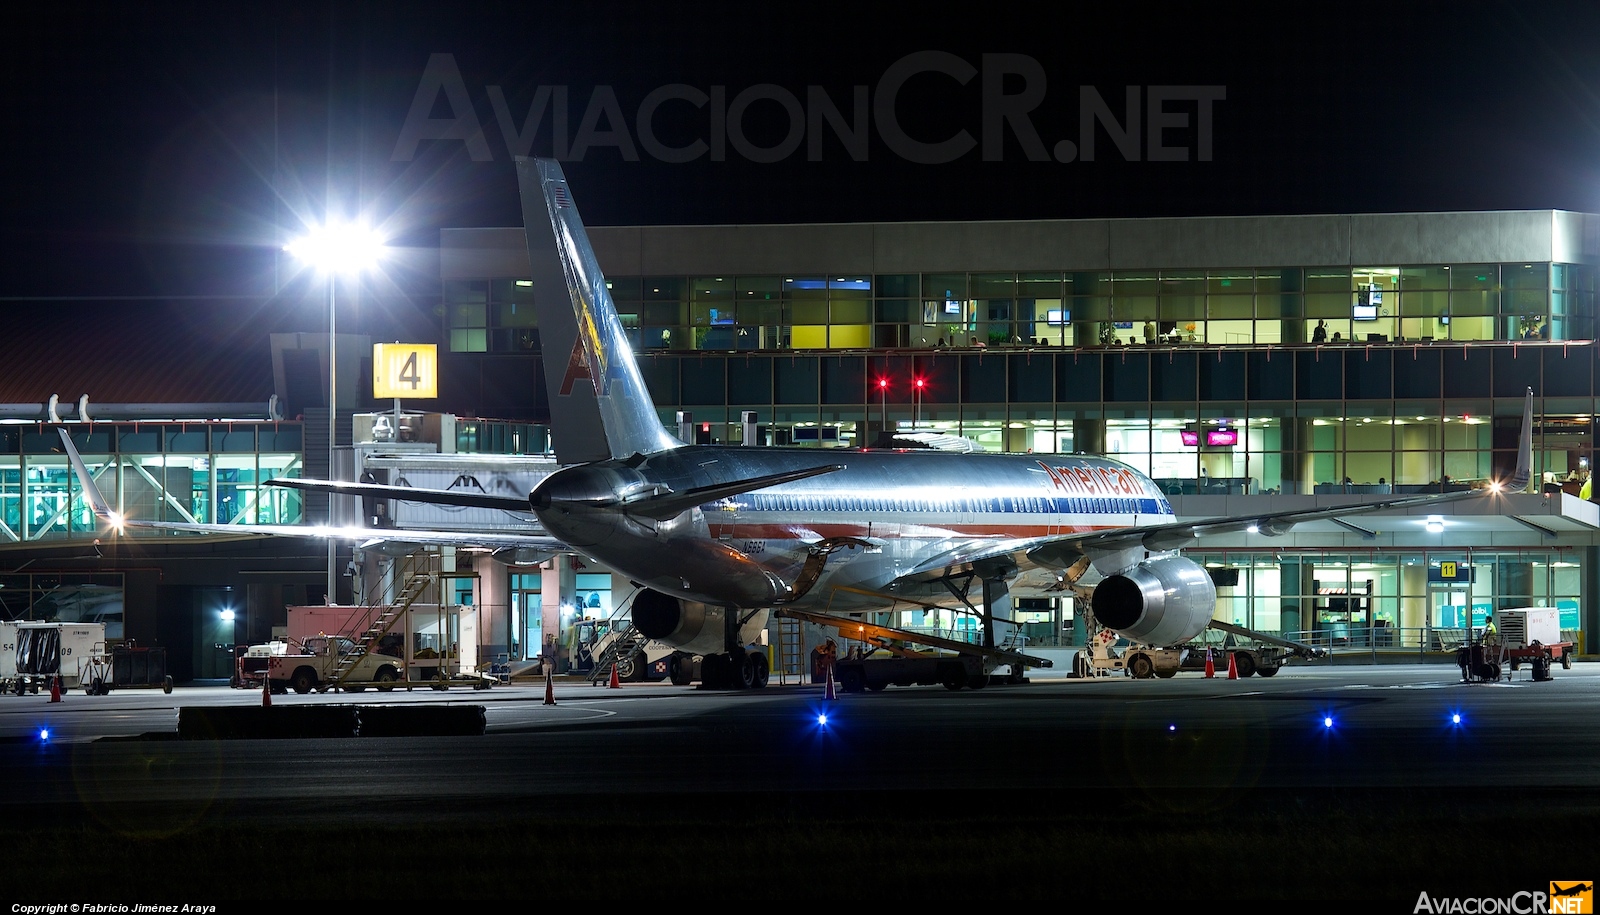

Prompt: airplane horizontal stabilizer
xmin=266 ymin=478 xmax=532 ymax=512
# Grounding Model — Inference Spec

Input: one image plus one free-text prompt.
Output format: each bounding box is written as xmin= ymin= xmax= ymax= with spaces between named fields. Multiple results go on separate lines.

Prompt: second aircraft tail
xmin=517 ymin=157 xmax=683 ymax=464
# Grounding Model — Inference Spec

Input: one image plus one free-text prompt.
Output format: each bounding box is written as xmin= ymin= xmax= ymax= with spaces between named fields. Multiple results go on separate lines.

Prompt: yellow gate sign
xmin=372 ymin=343 xmax=438 ymax=398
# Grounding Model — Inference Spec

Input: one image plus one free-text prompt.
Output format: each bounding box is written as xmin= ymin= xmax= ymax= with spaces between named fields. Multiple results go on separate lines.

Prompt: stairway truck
xmin=266 ymin=635 xmax=405 ymax=694
xmin=1498 ymin=608 xmax=1576 ymax=679
xmin=833 ymin=653 xmax=993 ymax=692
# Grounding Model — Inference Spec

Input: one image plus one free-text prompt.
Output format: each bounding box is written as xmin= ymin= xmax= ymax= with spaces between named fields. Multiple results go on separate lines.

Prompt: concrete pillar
xmin=1400 ymin=562 xmax=1428 ymax=633
xmin=1583 ymin=546 xmax=1600 ymax=655
xmin=1279 ymin=419 xmax=1316 ymax=495
xmin=476 ymin=553 xmax=509 ymax=662
xmin=1072 ymin=418 xmax=1105 ymax=456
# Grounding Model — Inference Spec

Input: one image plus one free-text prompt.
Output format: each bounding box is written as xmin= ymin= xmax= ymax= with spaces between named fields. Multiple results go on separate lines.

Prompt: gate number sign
xmin=373 ymin=343 xmax=438 ymax=399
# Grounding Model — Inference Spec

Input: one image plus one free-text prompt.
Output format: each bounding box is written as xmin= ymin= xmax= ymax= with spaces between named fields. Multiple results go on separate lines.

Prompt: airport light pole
xmin=285 ymin=221 xmax=384 ymax=605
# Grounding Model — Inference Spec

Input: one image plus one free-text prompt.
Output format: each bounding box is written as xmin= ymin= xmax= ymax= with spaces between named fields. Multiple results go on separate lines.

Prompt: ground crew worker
xmin=1481 ymin=613 xmax=1497 ymax=644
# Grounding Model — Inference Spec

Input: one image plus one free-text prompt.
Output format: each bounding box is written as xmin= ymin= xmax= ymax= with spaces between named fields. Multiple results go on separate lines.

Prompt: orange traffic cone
xmin=824 ymin=661 xmax=837 ymax=700
xmin=1203 ymin=648 xmax=1215 ymax=679
xmin=543 ymin=665 xmax=557 ymax=706
xmin=48 ymin=676 xmax=62 ymax=703
xmin=261 ymin=673 xmax=272 ymax=708
xmin=608 ymin=662 xmax=621 ymax=689
xmin=1226 ymin=651 xmax=1238 ymax=680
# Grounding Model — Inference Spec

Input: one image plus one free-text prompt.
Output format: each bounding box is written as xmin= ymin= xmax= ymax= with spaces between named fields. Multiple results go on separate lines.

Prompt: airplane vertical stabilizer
xmin=517 ymin=157 xmax=683 ymax=463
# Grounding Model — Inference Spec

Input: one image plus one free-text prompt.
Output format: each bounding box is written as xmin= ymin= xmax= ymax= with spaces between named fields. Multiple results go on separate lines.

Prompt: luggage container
xmin=1 ymin=621 xmax=106 ymax=694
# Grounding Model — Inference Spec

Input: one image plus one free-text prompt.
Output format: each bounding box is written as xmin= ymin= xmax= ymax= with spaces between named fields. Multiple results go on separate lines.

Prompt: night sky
xmin=4 ymin=1 xmax=1600 ymax=336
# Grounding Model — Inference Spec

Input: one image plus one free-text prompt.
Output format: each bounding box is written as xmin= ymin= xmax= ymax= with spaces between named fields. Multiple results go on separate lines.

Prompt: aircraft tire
xmin=750 ymin=652 xmax=769 ymax=689
xmin=700 ymin=652 xmax=728 ymax=689
xmin=730 ymin=652 xmax=756 ymax=689
xmin=668 ymin=653 xmax=694 ymax=686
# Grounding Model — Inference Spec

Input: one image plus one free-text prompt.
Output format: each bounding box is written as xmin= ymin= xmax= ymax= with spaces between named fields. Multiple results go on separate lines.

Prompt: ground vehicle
xmin=2 ymin=621 xmax=105 ymax=694
xmin=1079 ymin=619 xmax=1322 ymax=679
xmin=1469 ymin=608 xmax=1575 ymax=682
xmin=267 ymin=635 xmax=405 ymax=694
xmin=581 ymin=619 xmax=674 ymax=683
xmin=233 ymin=641 xmax=286 ymax=689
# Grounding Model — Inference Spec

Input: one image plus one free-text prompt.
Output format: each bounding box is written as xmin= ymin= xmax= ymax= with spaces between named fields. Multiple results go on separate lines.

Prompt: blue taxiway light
xmin=817 ymin=714 xmax=828 ymax=726
xmin=1168 ymin=724 xmax=1177 ymax=732
xmin=38 ymin=728 xmax=49 ymax=741
xmin=1322 ymin=716 xmax=1334 ymax=729
xmin=1451 ymin=712 xmax=1463 ymax=726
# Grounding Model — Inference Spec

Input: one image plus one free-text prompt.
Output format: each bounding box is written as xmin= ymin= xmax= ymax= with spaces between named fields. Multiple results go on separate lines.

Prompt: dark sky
xmin=5 ymin=0 xmax=1600 ymax=319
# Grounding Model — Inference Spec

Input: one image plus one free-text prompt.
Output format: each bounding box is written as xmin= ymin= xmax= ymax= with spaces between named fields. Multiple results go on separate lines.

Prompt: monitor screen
xmin=1206 ymin=429 xmax=1238 ymax=446
xmin=1180 ymin=430 xmax=1200 ymax=446
xmin=1045 ymin=309 xmax=1071 ymax=325
xmin=1352 ymin=304 xmax=1379 ymax=321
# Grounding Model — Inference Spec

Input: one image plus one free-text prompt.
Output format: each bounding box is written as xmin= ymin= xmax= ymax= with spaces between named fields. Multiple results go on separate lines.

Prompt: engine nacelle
xmin=631 ymin=589 xmax=768 ymax=656
xmin=1090 ymin=555 xmax=1216 ymax=646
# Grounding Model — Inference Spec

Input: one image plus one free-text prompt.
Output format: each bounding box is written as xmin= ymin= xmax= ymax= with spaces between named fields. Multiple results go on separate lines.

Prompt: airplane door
xmin=711 ymin=497 xmax=740 ymax=541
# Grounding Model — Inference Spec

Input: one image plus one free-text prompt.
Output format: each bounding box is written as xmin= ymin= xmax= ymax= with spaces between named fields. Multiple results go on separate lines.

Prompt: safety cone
xmin=261 ymin=674 xmax=271 ymax=708
xmin=542 ymin=665 xmax=557 ymax=706
xmin=824 ymin=661 xmax=837 ymax=700
xmin=608 ymin=662 xmax=621 ymax=689
xmin=1203 ymin=648 xmax=1215 ymax=679
xmin=1226 ymin=651 xmax=1239 ymax=680
xmin=48 ymin=676 xmax=62 ymax=703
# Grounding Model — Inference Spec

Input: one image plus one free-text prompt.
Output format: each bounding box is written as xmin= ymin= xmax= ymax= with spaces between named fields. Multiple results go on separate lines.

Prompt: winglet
xmin=1508 ymin=387 xmax=1533 ymax=492
xmin=56 ymin=428 xmax=119 ymax=526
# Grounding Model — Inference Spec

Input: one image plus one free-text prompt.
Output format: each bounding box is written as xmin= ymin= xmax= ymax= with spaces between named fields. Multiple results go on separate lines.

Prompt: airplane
xmin=61 ymin=156 xmax=1534 ymax=689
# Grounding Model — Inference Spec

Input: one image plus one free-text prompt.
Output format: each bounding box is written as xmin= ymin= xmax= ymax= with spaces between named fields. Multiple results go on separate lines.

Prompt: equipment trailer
xmin=1084 ymin=619 xmax=1324 ymax=679
xmin=779 ymin=606 xmax=1053 ymax=691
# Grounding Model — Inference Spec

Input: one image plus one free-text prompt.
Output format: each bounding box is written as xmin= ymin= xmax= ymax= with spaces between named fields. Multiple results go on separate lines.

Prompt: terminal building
xmin=5 ymin=207 xmax=1599 ymax=679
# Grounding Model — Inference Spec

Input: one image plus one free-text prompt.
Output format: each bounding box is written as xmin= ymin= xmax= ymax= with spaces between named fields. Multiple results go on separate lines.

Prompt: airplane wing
xmin=898 ymin=387 xmax=1535 ymax=580
xmin=57 ymin=429 xmax=567 ymax=558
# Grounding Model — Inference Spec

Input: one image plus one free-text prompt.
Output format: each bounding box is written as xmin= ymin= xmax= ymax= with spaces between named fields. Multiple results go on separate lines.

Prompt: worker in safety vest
xmin=1481 ymin=613 xmax=1498 ymax=645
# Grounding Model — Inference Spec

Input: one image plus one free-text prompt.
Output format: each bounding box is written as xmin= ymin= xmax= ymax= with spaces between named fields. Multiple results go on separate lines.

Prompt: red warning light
xmin=701 ymin=422 xmax=710 ymax=432
xmin=914 ymin=377 xmax=926 ymax=389
xmin=877 ymin=377 xmax=888 ymax=389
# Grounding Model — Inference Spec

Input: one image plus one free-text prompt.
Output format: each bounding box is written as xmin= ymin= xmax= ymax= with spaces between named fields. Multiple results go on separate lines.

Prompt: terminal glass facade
xmin=0 ymin=423 xmax=305 ymax=542
xmin=445 ymin=264 xmax=1594 ymax=356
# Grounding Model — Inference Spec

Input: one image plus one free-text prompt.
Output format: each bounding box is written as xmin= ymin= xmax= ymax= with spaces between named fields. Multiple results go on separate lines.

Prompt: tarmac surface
xmin=2 ymin=662 xmax=1596 ymax=900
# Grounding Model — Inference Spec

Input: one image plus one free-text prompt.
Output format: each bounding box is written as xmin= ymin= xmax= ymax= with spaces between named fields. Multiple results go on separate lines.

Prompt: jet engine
xmin=631 ymin=589 xmax=766 ymax=657
xmin=1089 ymin=555 xmax=1216 ymax=646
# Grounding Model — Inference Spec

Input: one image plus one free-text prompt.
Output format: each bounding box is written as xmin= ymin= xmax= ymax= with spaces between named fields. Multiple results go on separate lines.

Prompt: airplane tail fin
xmin=517 ymin=158 xmax=683 ymax=464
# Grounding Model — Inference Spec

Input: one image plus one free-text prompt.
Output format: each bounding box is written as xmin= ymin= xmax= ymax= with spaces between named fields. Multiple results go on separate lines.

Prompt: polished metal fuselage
xmin=531 ymin=445 xmax=1176 ymax=611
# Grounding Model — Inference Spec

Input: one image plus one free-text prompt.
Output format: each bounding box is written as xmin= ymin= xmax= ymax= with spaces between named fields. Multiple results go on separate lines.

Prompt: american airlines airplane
xmin=62 ymin=157 xmax=1533 ymax=689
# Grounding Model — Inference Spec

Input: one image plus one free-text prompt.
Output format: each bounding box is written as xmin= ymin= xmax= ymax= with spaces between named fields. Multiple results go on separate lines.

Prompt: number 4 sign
xmin=373 ymin=343 xmax=438 ymax=399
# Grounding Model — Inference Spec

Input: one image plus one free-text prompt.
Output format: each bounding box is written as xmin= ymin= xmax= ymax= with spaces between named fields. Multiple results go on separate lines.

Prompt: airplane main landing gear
xmin=700 ymin=649 xmax=769 ymax=690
